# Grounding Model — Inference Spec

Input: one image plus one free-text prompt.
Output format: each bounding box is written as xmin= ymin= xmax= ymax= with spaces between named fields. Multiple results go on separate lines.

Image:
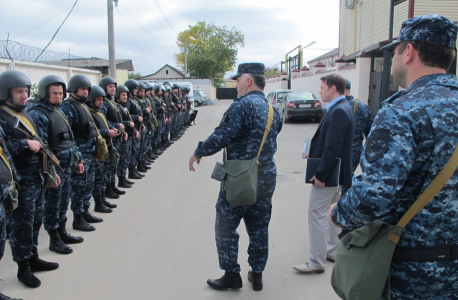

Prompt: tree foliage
xmin=265 ymin=68 xmax=279 ymax=77
xmin=175 ymin=22 xmax=244 ymax=87
xmin=128 ymin=72 xmax=142 ymax=79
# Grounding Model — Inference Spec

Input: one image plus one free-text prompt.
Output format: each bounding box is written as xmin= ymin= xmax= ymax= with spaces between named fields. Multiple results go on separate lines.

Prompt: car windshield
xmin=276 ymin=92 xmax=291 ymax=99
xmin=288 ymin=93 xmax=317 ymax=101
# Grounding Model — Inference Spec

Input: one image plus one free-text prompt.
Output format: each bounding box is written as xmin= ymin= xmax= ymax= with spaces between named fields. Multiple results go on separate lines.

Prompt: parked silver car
xmin=266 ymin=90 xmax=294 ymax=110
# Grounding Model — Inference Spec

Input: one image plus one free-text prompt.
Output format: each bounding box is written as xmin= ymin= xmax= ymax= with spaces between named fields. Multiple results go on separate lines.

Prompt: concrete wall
xmin=278 ymin=56 xmax=371 ymax=104
xmin=115 ymin=69 xmax=129 ymax=85
xmin=0 ymin=58 xmax=102 ymax=86
xmin=265 ymin=74 xmax=289 ymax=94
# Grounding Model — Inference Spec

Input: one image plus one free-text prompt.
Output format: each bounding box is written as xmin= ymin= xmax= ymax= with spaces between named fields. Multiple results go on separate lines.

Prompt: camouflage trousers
xmin=117 ymin=138 xmax=131 ymax=177
xmin=9 ymin=177 xmax=44 ymax=262
xmin=93 ymin=160 xmax=107 ymax=196
xmin=43 ymin=166 xmax=71 ymax=231
xmin=105 ymin=140 xmax=121 ymax=184
xmin=215 ymin=166 xmax=276 ymax=273
xmin=129 ymin=136 xmax=140 ymax=168
xmin=162 ymin=120 xmax=171 ymax=141
xmin=381 ymin=261 xmax=458 ymax=299
xmin=0 ymin=202 xmax=6 ymax=261
xmin=154 ymin=119 xmax=163 ymax=146
xmin=71 ymin=151 xmax=95 ymax=214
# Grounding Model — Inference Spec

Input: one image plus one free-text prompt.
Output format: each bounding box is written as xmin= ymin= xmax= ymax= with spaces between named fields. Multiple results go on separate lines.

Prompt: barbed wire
xmin=0 ymin=40 xmax=84 ymax=63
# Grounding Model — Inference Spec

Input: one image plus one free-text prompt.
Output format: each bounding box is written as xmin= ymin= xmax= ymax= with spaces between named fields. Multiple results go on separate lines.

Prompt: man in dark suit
xmin=294 ymin=74 xmax=354 ymax=273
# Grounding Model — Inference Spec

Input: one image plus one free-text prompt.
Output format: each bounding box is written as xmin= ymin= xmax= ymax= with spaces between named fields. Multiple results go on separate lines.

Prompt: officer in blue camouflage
xmin=189 ymin=63 xmax=282 ymax=292
xmin=28 ymin=75 xmax=84 ymax=255
xmin=0 ymin=125 xmax=23 ymax=300
xmin=344 ymin=79 xmax=372 ymax=174
xmin=151 ymin=84 xmax=165 ymax=155
xmin=61 ymin=74 xmax=103 ymax=231
xmin=330 ymin=15 xmax=458 ymax=300
xmin=0 ymin=70 xmax=59 ymax=289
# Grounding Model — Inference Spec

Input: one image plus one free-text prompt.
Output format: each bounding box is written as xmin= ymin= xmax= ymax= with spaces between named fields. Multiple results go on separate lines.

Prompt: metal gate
xmin=216 ymin=88 xmax=237 ymax=100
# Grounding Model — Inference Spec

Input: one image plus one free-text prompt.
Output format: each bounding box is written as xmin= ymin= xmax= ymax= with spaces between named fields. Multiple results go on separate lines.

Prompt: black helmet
xmin=151 ymin=83 xmax=159 ymax=92
xmin=0 ymin=70 xmax=31 ymax=100
xmin=67 ymin=74 xmax=91 ymax=93
xmin=143 ymin=82 xmax=153 ymax=90
xmin=163 ymin=81 xmax=172 ymax=88
xmin=38 ymin=75 xmax=67 ymax=100
xmin=87 ymin=85 xmax=106 ymax=103
xmin=116 ymin=84 xmax=129 ymax=98
xmin=172 ymin=83 xmax=180 ymax=90
xmin=154 ymin=84 xmax=164 ymax=93
xmin=137 ymin=81 xmax=146 ymax=91
xmin=182 ymin=87 xmax=190 ymax=93
xmin=99 ymin=76 xmax=117 ymax=91
xmin=164 ymin=85 xmax=171 ymax=93
xmin=124 ymin=79 xmax=139 ymax=93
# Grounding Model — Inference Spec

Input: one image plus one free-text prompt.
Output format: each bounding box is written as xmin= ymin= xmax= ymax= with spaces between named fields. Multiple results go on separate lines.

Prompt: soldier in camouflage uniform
xmin=114 ymin=85 xmax=135 ymax=188
xmin=344 ymin=79 xmax=373 ymax=175
xmin=151 ymin=84 xmax=165 ymax=155
xmin=135 ymin=82 xmax=152 ymax=172
xmin=189 ymin=63 xmax=282 ymax=292
xmin=0 ymin=125 xmax=23 ymax=299
xmin=99 ymin=76 xmax=126 ymax=198
xmin=61 ymin=74 xmax=103 ymax=231
xmin=0 ymin=70 xmax=59 ymax=288
xmin=330 ymin=15 xmax=458 ymax=300
xmin=161 ymin=85 xmax=174 ymax=150
xmin=28 ymin=75 xmax=84 ymax=255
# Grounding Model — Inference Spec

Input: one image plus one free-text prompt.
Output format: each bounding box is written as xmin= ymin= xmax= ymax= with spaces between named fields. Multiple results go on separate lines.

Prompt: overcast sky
xmin=0 ymin=0 xmax=340 ymax=78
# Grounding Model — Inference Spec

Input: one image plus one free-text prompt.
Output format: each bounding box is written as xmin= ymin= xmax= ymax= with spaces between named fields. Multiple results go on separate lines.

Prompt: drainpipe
xmin=408 ymin=0 xmax=415 ymax=18
xmin=354 ymin=0 xmax=358 ymax=52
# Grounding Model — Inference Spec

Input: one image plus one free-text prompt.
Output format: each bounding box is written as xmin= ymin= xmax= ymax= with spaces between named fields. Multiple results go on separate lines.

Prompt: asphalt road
xmin=0 ymin=100 xmax=341 ymax=300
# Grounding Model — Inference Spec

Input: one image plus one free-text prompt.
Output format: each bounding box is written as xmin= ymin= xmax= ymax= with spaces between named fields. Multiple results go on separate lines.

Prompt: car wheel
xmin=283 ymin=110 xmax=290 ymax=123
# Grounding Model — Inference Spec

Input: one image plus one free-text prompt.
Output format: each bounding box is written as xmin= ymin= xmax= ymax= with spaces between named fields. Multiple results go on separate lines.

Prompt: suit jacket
xmin=309 ymin=97 xmax=354 ymax=186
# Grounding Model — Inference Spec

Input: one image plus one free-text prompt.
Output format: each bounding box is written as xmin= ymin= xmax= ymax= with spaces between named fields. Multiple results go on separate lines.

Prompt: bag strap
xmin=225 ymin=103 xmax=274 ymax=160
xmin=353 ymin=99 xmax=359 ymax=115
xmin=0 ymin=105 xmax=37 ymax=135
xmin=0 ymin=144 xmax=13 ymax=183
xmin=69 ymin=99 xmax=102 ymax=139
xmin=389 ymin=144 xmax=458 ymax=243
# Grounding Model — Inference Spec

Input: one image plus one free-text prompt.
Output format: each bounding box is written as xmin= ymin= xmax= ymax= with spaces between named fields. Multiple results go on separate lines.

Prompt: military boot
xmin=135 ymin=167 xmax=145 ymax=177
xmin=128 ymin=167 xmax=142 ymax=179
xmin=47 ymin=229 xmax=73 ymax=255
xmin=105 ymin=183 xmax=120 ymax=199
xmin=29 ymin=249 xmax=59 ymax=272
xmin=137 ymin=163 xmax=148 ymax=173
xmin=58 ymin=219 xmax=84 ymax=244
xmin=83 ymin=205 xmax=104 ymax=223
xmin=125 ymin=177 xmax=135 ymax=184
xmin=93 ymin=195 xmax=112 ymax=213
xmin=206 ymin=272 xmax=242 ymax=290
xmin=112 ymin=182 xmax=126 ymax=194
xmin=142 ymin=160 xmax=152 ymax=169
xmin=0 ymin=292 xmax=22 ymax=300
xmin=17 ymin=261 xmax=41 ymax=288
xmin=248 ymin=270 xmax=263 ymax=291
xmin=153 ymin=146 xmax=163 ymax=156
xmin=118 ymin=176 xmax=133 ymax=188
xmin=101 ymin=192 xmax=117 ymax=209
xmin=72 ymin=212 xmax=96 ymax=231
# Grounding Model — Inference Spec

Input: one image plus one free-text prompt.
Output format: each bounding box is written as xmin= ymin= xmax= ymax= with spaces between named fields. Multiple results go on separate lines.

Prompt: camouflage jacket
xmin=0 ymin=125 xmax=18 ymax=200
xmin=194 ymin=91 xmax=282 ymax=171
xmin=346 ymin=95 xmax=373 ymax=151
xmin=332 ymin=73 xmax=458 ymax=248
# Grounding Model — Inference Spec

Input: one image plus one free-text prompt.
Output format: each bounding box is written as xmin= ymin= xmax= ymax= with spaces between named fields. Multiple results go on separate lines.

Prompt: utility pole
xmin=107 ymin=0 xmax=117 ymax=79
xmin=380 ymin=0 xmax=395 ymax=102
xmin=184 ymin=38 xmax=188 ymax=78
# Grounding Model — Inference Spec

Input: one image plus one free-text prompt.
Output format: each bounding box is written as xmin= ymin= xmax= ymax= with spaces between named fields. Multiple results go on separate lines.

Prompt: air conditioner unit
xmin=346 ymin=0 xmax=355 ymax=8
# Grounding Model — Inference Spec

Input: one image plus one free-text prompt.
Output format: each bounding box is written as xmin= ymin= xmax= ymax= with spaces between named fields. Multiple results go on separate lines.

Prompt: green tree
xmin=175 ymin=22 xmax=244 ymax=87
xmin=128 ymin=72 xmax=142 ymax=79
xmin=265 ymin=67 xmax=279 ymax=77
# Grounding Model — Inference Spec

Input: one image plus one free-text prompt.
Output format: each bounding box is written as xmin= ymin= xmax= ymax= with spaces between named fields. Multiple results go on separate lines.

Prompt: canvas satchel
xmin=0 ymin=144 xmax=18 ymax=212
xmin=221 ymin=104 xmax=273 ymax=207
xmin=331 ymin=144 xmax=458 ymax=300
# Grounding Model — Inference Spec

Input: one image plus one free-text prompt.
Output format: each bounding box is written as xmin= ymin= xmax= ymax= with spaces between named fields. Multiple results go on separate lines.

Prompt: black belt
xmin=393 ymin=245 xmax=458 ymax=262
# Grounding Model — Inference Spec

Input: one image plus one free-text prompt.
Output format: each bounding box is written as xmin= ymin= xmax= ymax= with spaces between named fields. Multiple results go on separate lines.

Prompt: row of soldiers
xmin=0 ymin=70 xmax=192 ymax=299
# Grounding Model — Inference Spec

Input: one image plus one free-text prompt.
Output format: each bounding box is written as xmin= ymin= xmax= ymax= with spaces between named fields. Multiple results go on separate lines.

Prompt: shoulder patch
xmin=365 ymin=129 xmax=391 ymax=163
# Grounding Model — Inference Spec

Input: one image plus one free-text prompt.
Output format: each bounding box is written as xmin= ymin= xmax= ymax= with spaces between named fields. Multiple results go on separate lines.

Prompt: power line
xmin=11 ymin=4 xmax=76 ymax=38
xmin=142 ymin=0 xmax=176 ymax=36
xmin=153 ymin=0 xmax=177 ymax=34
xmin=34 ymin=0 xmax=79 ymax=62
xmin=156 ymin=1 xmax=198 ymax=22
xmin=116 ymin=3 xmax=173 ymax=58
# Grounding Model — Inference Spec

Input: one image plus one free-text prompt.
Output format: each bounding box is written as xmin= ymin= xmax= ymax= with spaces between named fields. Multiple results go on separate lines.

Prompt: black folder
xmin=305 ymin=158 xmax=341 ymax=186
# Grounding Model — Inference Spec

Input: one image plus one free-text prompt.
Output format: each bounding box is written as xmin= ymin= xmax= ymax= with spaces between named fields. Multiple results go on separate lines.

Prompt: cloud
xmin=1 ymin=0 xmax=340 ymax=78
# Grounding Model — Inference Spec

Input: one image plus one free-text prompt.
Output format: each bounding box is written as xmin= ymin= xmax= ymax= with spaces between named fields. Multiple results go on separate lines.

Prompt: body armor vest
xmin=116 ymin=102 xmax=134 ymax=136
xmin=28 ymin=105 xmax=74 ymax=153
xmin=104 ymin=97 xmax=122 ymax=124
xmin=90 ymin=108 xmax=112 ymax=144
xmin=66 ymin=97 xmax=98 ymax=138
xmin=0 ymin=108 xmax=40 ymax=166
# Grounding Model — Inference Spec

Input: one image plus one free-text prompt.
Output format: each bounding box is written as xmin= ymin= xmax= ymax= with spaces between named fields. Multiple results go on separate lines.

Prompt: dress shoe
xmin=293 ymin=262 xmax=325 ymax=273
xmin=326 ymin=256 xmax=335 ymax=263
xmin=206 ymin=272 xmax=242 ymax=290
xmin=247 ymin=270 xmax=263 ymax=291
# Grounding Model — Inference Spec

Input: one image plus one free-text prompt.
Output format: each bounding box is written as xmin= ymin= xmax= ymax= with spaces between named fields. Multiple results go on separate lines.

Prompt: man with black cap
xmin=330 ymin=15 xmax=458 ymax=299
xmin=344 ymin=79 xmax=372 ymax=175
xmin=189 ymin=62 xmax=282 ymax=291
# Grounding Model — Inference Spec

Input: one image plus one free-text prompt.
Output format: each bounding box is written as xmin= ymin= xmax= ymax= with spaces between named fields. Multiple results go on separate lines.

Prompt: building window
xmin=166 ymin=70 xmax=169 ymax=75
